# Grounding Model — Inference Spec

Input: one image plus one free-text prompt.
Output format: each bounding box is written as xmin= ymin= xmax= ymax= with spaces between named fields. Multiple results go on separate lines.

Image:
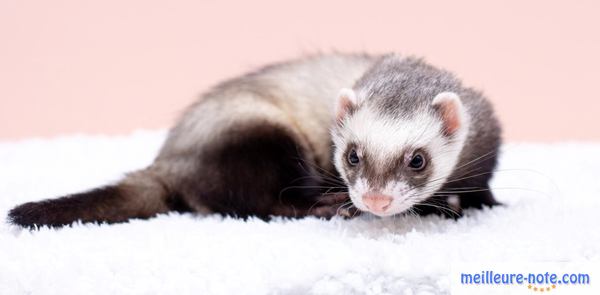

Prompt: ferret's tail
xmin=7 ymin=167 xmax=188 ymax=228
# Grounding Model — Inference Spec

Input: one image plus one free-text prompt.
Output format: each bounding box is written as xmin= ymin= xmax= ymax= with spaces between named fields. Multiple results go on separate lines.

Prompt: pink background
xmin=1 ymin=0 xmax=599 ymax=141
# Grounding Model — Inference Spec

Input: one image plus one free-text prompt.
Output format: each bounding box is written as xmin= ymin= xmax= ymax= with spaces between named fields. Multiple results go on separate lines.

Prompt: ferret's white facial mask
xmin=332 ymin=89 xmax=469 ymax=216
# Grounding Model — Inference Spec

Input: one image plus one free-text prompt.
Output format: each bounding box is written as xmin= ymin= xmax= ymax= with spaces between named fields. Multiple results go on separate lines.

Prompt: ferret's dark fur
xmin=8 ymin=53 xmax=501 ymax=228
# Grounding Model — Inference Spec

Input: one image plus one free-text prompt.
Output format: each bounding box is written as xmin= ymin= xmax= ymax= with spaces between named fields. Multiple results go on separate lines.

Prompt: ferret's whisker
xmin=417 ymin=202 xmax=460 ymax=217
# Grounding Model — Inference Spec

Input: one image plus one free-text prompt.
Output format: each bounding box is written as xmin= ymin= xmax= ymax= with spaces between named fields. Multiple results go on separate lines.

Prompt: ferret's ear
xmin=335 ymin=88 xmax=358 ymax=123
xmin=432 ymin=92 xmax=466 ymax=136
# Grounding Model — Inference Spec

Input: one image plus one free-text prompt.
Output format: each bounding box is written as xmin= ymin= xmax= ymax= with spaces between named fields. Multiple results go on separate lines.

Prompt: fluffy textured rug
xmin=1 ymin=131 xmax=599 ymax=294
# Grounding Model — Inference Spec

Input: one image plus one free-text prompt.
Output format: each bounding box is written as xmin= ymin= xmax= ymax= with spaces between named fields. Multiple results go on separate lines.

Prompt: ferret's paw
xmin=315 ymin=192 xmax=350 ymax=205
xmin=308 ymin=203 xmax=361 ymax=219
xmin=309 ymin=192 xmax=361 ymax=218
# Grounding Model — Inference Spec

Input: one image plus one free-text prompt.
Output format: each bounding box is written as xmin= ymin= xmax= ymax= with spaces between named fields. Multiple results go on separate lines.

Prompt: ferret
xmin=8 ymin=53 xmax=501 ymax=228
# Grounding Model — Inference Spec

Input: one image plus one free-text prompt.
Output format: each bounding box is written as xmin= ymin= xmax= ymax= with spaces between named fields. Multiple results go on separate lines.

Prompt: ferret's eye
xmin=408 ymin=153 xmax=426 ymax=170
xmin=347 ymin=149 xmax=360 ymax=166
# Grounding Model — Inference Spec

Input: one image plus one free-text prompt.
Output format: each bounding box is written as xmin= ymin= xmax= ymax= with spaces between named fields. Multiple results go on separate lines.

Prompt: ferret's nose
xmin=362 ymin=193 xmax=392 ymax=213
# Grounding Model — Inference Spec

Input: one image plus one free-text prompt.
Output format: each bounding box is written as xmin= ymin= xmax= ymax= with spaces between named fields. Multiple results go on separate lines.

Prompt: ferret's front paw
xmin=308 ymin=204 xmax=361 ymax=219
xmin=310 ymin=193 xmax=361 ymax=218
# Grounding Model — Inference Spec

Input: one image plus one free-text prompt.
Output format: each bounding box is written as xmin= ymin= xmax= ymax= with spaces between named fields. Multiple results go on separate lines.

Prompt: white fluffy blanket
xmin=1 ymin=131 xmax=599 ymax=294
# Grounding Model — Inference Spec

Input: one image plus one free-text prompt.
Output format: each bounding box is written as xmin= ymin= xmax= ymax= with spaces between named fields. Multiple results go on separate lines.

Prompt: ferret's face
xmin=332 ymin=89 xmax=468 ymax=216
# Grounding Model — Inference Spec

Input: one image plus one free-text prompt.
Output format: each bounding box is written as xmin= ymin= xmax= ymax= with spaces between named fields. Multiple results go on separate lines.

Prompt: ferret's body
xmin=9 ymin=53 xmax=501 ymax=228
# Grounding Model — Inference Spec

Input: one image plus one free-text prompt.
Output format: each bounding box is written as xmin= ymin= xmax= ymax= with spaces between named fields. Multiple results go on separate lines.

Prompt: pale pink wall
xmin=1 ymin=0 xmax=599 ymax=141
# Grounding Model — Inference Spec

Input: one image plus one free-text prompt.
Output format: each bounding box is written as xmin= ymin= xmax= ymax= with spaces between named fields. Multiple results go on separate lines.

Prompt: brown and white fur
xmin=8 ymin=53 xmax=501 ymax=228
xmin=332 ymin=55 xmax=501 ymax=217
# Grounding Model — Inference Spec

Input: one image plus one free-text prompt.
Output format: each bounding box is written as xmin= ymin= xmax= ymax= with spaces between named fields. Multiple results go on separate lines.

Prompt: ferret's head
xmin=332 ymin=88 xmax=470 ymax=216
